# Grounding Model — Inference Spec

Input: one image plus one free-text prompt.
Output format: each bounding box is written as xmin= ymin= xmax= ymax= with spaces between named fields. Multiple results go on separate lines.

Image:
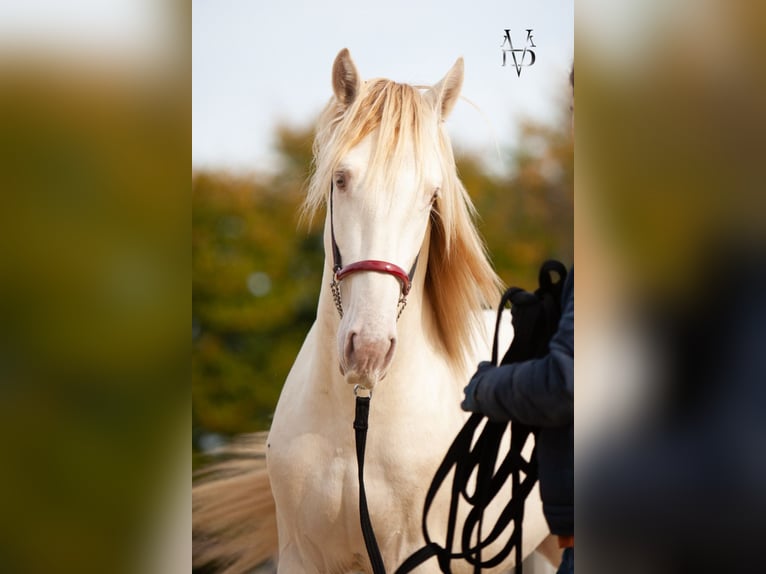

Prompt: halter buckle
xmin=353 ymin=384 xmax=373 ymax=398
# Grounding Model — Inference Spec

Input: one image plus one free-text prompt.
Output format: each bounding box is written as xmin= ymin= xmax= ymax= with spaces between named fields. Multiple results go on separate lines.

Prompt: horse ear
xmin=426 ymin=57 xmax=464 ymax=120
xmin=332 ymin=48 xmax=361 ymax=107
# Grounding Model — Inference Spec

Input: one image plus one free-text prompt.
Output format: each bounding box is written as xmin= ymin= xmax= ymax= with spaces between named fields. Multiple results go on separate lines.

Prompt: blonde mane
xmin=304 ymin=78 xmax=502 ymax=370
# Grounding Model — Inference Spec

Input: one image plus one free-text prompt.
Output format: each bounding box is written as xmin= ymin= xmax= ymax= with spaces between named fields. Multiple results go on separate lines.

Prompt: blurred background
xmin=0 ymin=2 xmax=189 ymax=573
xmin=575 ymin=0 xmax=766 ymax=571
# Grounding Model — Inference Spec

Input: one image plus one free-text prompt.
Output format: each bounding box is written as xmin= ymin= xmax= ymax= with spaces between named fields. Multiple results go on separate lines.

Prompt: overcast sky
xmin=193 ymin=0 xmax=573 ymax=173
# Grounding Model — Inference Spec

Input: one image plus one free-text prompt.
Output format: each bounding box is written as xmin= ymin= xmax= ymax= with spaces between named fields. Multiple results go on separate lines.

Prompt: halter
xmin=329 ymin=182 xmax=420 ymax=319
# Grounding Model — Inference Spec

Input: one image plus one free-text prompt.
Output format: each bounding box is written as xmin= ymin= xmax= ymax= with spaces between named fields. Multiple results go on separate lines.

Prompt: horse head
xmin=313 ymin=49 xmax=465 ymax=390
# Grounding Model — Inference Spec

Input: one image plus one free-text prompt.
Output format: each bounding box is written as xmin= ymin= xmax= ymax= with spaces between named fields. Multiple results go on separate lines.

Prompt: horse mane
xmin=304 ymin=78 xmax=502 ymax=372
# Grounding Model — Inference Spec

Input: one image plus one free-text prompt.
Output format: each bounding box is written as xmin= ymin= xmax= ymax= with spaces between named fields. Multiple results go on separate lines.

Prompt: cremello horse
xmin=193 ymin=49 xmax=555 ymax=573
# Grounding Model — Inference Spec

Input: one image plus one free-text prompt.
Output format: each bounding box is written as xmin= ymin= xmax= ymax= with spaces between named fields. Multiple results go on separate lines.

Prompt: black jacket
xmin=468 ymin=270 xmax=573 ymax=535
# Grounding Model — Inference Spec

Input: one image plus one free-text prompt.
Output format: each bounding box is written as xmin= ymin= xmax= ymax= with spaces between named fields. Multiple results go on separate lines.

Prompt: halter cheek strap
xmin=329 ymin=182 xmax=420 ymax=319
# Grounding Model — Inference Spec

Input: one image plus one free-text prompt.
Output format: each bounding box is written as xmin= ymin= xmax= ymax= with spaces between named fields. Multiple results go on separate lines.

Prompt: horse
xmin=193 ymin=48 xmax=556 ymax=573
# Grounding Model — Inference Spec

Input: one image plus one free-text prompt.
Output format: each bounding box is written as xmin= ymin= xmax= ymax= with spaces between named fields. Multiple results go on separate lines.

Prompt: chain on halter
xmin=328 ymin=182 xmax=418 ymax=321
xmin=331 ymin=272 xmax=344 ymax=317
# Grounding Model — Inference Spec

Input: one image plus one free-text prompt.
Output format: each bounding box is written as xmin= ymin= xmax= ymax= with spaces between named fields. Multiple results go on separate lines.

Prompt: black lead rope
xmin=391 ymin=414 xmax=538 ymax=574
xmin=353 ymin=262 xmax=565 ymax=573
xmin=353 ymin=382 xmax=537 ymax=574
xmin=353 ymin=260 xmax=565 ymax=573
xmin=354 ymin=393 xmax=387 ymax=574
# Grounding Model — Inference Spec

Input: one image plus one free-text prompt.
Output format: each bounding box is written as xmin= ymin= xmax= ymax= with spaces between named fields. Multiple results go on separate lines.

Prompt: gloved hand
xmin=461 ymin=361 xmax=496 ymax=413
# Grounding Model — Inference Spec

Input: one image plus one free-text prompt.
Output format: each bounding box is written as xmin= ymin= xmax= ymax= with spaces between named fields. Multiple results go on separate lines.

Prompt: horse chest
xmin=269 ymin=422 xmax=424 ymax=514
xmin=268 ymin=327 xmax=470 ymax=567
xmin=268 ymin=399 xmax=451 ymax=554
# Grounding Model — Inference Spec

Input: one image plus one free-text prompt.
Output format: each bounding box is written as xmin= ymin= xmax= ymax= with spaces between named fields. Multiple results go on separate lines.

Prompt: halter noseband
xmin=329 ymin=182 xmax=419 ymax=319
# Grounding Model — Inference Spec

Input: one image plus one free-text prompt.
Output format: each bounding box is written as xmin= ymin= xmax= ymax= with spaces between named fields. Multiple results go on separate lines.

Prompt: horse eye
xmin=334 ymin=172 xmax=347 ymax=190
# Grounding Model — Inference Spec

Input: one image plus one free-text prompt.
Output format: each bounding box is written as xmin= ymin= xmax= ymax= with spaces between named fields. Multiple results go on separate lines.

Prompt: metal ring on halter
xmin=353 ymin=384 xmax=373 ymax=398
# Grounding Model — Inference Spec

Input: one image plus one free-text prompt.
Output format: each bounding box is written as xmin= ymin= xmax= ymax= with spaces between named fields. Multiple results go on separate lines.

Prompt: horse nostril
xmin=344 ymin=331 xmax=357 ymax=364
xmin=343 ymin=331 xmax=396 ymax=374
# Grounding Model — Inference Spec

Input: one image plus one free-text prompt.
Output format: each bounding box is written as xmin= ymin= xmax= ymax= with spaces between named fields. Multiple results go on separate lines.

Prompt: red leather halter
xmin=335 ymin=260 xmax=412 ymax=296
xmin=329 ymin=182 xmax=419 ymax=319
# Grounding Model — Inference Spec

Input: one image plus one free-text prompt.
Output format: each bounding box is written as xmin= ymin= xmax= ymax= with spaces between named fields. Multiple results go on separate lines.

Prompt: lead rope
xmin=356 ymin=407 xmax=538 ymax=574
xmin=354 ymin=285 xmax=542 ymax=574
xmin=354 ymin=387 xmax=387 ymax=574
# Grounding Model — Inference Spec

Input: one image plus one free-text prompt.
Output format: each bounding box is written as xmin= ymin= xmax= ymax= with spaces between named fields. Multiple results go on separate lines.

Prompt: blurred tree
xmin=467 ymin=119 xmax=573 ymax=289
xmin=192 ymin=114 xmax=572 ymax=448
xmin=192 ymin=125 xmax=320 ymax=444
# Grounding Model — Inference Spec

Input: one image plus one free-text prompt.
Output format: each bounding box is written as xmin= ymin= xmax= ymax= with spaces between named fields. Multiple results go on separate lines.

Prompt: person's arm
xmin=462 ymin=281 xmax=573 ymax=427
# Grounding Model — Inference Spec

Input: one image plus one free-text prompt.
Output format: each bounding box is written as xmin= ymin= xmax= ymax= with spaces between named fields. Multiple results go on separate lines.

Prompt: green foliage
xmin=193 ymin=117 xmax=572 ymax=443
xmin=468 ymin=120 xmax=574 ymax=289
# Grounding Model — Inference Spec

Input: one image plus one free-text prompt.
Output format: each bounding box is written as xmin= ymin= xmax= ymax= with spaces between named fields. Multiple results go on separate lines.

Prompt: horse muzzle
xmin=339 ymin=327 xmax=397 ymax=389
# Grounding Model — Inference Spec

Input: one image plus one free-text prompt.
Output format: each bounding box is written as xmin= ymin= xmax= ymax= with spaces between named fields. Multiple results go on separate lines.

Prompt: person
xmin=461 ymin=67 xmax=574 ymax=574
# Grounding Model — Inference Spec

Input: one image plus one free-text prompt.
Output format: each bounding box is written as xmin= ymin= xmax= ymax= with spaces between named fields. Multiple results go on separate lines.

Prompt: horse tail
xmin=192 ymin=432 xmax=278 ymax=573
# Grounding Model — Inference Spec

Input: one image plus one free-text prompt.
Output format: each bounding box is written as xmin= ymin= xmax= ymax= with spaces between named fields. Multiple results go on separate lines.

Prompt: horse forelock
xmin=306 ymin=77 xmax=501 ymax=373
xmin=305 ymin=79 xmax=434 ymax=217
